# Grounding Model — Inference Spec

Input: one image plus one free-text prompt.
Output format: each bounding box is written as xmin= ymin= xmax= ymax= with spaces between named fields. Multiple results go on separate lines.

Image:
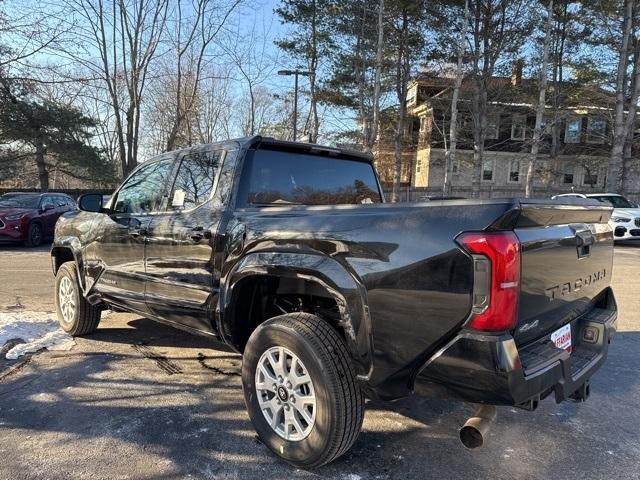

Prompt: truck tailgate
xmin=511 ymin=200 xmax=613 ymax=346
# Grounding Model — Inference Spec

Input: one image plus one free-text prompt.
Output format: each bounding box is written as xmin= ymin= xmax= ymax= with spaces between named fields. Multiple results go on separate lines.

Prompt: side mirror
xmin=41 ymin=204 xmax=55 ymax=212
xmin=78 ymin=193 xmax=104 ymax=212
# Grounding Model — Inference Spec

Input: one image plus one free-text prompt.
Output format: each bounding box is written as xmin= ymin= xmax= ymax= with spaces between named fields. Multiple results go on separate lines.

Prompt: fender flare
xmin=51 ymin=237 xmax=86 ymax=292
xmin=219 ymin=251 xmax=374 ymax=380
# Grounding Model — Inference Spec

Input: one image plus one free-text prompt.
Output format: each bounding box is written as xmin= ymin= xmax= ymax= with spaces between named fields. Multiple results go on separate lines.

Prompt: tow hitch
xmin=570 ymin=381 xmax=591 ymax=402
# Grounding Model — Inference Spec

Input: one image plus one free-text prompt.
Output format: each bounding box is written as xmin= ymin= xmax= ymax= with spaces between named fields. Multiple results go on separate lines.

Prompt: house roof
xmin=410 ymin=73 xmax=617 ymax=111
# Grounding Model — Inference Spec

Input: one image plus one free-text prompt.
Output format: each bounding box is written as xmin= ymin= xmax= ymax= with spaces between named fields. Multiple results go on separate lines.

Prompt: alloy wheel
xmin=58 ymin=276 xmax=76 ymax=323
xmin=255 ymin=345 xmax=317 ymax=441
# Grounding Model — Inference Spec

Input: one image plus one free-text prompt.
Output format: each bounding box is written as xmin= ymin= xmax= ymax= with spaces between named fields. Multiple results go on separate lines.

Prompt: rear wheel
xmin=55 ymin=261 xmax=101 ymax=336
xmin=242 ymin=313 xmax=364 ymax=468
xmin=25 ymin=222 xmax=43 ymax=247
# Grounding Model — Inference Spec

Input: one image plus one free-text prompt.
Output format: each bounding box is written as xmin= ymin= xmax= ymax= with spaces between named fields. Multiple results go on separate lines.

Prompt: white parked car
xmin=553 ymin=193 xmax=640 ymax=241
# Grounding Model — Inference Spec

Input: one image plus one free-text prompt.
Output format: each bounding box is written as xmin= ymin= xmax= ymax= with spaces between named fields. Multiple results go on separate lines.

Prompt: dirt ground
xmin=0 ymin=242 xmax=639 ymax=480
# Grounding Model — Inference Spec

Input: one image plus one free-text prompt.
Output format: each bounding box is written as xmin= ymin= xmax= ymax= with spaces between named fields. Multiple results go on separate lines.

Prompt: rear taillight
xmin=457 ymin=231 xmax=520 ymax=331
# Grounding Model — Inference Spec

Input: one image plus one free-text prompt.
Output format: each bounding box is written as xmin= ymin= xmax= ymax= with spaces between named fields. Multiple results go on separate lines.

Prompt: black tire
xmin=242 ymin=312 xmax=364 ymax=468
xmin=55 ymin=261 xmax=101 ymax=336
xmin=25 ymin=222 xmax=43 ymax=247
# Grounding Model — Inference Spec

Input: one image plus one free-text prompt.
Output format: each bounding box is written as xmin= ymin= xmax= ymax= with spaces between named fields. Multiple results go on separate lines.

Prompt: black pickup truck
xmin=51 ymin=137 xmax=617 ymax=467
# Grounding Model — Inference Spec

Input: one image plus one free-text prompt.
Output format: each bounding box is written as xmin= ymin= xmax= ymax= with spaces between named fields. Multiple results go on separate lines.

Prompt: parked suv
xmin=553 ymin=193 xmax=640 ymax=241
xmin=0 ymin=192 xmax=76 ymax=246
xmin=52 ymin=137 xmax=617 ymax=467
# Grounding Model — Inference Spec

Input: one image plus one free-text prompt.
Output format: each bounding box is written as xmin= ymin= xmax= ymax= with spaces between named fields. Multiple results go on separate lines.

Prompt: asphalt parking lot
xmin=0 ymin=243 xmax=639 ymax=480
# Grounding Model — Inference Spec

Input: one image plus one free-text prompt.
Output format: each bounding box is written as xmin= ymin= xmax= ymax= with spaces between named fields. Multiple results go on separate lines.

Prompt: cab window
xmin=238 ymin=150 xmax=382 ymax=206
xmin=113 ymin=158 xmax=174 ymax=214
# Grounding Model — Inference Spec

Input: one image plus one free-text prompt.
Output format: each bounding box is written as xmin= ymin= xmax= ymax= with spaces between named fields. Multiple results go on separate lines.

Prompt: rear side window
xmin=170 ymin=150 xmax=222 ymax=210
xmin=40 ymin=196 xmax=55 ymax=209
xmin=54 ymin=195 xmax=68 ymax=207
xmin=238 ymin=150 xmax=381 ymax=206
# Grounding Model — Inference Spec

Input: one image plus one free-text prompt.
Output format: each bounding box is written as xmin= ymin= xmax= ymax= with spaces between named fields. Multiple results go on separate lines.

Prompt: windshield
xmin=0 ymin=194 xmax=39 ymax=209
xmin=238 ymin=150 xmax=382 ymax=207
xmin=589 ymin=195 xmax=635 ymax=208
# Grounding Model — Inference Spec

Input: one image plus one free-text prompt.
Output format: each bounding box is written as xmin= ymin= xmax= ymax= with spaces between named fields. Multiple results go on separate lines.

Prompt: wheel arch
xmin=220 ymin=252 xmax=373 ymax=379
xmin=51 ymin=239 xmax=85 ymax=291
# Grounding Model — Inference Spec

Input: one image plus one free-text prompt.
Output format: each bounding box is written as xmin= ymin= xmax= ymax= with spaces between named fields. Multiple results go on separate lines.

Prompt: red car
xmin=0 ymin=192 xmax=77 ymax=247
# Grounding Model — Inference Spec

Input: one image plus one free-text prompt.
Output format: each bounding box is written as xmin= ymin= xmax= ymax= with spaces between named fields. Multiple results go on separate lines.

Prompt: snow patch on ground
xmin=0 ymin=311 xmax=75 ymax=359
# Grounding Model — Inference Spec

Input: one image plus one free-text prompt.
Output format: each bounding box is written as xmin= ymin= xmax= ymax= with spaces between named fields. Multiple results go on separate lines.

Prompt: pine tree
xmin=275 ymin=0 xmax=335 ymax=142
xmin=0 ymin=79 xmax=112 ymax=191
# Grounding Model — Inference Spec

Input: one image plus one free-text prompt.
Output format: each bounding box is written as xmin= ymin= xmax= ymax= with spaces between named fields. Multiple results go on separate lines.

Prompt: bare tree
xmin=164 ymin=0 xmax=241 ymax=151
xmin=388 ymin=1 xmax=427 ymax=202
xmin=221 ymin=15 xmax=278 ymax=137
xmin=468 ymin=0 xmax=531 ymax=198
xmin=367 ymin=0 xmax=385 ymax=151
xmin=525 ymin=0 xmax=553 ymax=198
xmin=61 ymin=0 xmax=169 ymax=176
xmin=194 ymin=70 xmax=234 ymax=142
xmin=444 ymin=0 xmax=470 ymax=196
xmin=607 ymin=0 xmax=635 ymax=193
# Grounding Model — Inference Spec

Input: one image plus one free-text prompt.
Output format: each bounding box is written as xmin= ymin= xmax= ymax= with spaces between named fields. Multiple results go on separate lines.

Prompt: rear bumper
xmin=414 ymin=299 xmax=617 ymax=407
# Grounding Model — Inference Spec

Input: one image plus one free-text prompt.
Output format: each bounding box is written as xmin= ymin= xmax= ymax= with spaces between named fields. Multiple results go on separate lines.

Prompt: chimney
xmin=511 ymin=59 xmax=524 ymax=87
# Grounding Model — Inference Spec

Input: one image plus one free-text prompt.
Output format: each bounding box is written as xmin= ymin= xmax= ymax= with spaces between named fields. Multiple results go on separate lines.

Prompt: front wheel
xmin=242 ymin=313 xmax=364 ymax=468
xmin=55 ymin=261 xmax=101 ymax=336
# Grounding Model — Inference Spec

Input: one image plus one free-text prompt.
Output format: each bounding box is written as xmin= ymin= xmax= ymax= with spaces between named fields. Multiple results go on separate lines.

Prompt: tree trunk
xmin=309 ymin=0 xmax=319 ymax=142
xmin=445 ymin=0 xmax=469 ymax=196
xmin=525 ymin=0 xmax=553 ymax=198
xmin=471 ymin=78 xmax=487 ymax=198
xmin=621 ymin=48 xmax=640 ymax=193
xmin=367 ymin=0 xmax=384 ymax=151
xmin=546 ymin=3 xmax=567 ymax=193
xmin=35 ymin=134 xmax=49 ymax=192
xmin=607 ymin=0 xmax=634 ymax=193
xmin=470 ymin=7 xmax=484 ymax=198
xmin=391 ymin=11 xmax=409 ymax=203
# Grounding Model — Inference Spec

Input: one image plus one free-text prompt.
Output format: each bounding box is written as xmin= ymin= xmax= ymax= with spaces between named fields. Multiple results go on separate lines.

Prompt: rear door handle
xmin=189 ymin=226 xmax=211 ymax=242
xmin=129 ymin=226 xmax=148 ymax=237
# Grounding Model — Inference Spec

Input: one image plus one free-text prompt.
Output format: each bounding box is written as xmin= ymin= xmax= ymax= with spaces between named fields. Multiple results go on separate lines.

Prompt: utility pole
xmin=278 ymin=69 xmax=311 ymax=141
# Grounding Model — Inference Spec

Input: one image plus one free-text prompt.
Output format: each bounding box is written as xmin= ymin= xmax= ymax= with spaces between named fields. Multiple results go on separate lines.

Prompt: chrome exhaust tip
xmin=459 ymin=404 xmax=497 ymax=449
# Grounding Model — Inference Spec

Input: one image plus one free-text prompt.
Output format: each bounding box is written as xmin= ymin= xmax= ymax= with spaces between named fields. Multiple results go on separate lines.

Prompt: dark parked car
xmin=51 ymin=137 xmax=617 ymax=467
xmin=0 ymin=192 xmax=76 ymax=246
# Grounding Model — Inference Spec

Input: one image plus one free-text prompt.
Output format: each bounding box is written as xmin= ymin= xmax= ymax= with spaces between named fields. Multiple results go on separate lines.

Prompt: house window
xmin=586 ymin=117 xmax=606 ymax=144
xmin=406 ymin=85 xmax=417 ymax=106
xmin=482 ymin=158 xmax=494 ymax=181
xmin=508 ymin=158 xmax=521 ymax=183
xmin=582 ymin=169 xmax=598 ymax=186
xmin=563 ymin=163 xmax=575 ymax=184
xmin=486 ymin=114 xmax=500 ymax=139
xmin=540 ymin=116 xmax=553 ymax=135
xmin=564 ymin=118 xmax=581 ymax=143
xmin=535 ymin=160 xmax=549 ymax=183
xmin=511 ymin=115 xmax=526 ymax=140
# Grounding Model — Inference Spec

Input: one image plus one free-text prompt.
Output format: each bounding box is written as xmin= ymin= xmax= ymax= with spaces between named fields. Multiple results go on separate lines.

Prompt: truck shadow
xmin=0 ymin=316 xmax=638 ymax=479
xmin=90 ymin=315 xmax=236 ymax=352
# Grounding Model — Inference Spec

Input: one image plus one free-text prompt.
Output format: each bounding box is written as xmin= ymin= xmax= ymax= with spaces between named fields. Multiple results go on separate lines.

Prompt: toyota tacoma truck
xmin=51 ymin=137 xmax=617 ymax=467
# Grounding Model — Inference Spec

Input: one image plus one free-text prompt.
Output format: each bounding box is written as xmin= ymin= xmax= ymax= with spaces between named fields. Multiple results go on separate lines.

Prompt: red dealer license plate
xmin=551 ymin=324 xmax=572 ymax=353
